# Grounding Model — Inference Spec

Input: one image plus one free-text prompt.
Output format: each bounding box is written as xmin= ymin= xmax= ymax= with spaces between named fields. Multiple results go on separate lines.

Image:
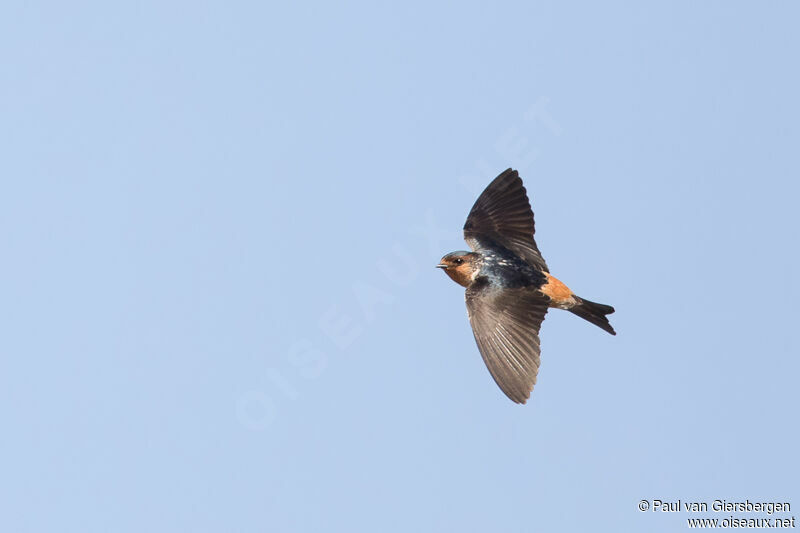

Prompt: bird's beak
xmin=435 ymin=263 xmax=448 ymax=269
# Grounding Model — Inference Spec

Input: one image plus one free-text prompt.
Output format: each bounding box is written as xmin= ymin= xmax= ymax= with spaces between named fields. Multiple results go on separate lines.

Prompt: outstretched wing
xmin=463 ymin=168 xmax=549 ymax=272
xmin=465 ymin=282 xmax=549 ymax=404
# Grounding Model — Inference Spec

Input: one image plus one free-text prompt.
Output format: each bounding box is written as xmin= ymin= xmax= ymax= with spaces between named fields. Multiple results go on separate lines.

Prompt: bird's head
xmin=436 ymin=251 xmax=479 ymax=287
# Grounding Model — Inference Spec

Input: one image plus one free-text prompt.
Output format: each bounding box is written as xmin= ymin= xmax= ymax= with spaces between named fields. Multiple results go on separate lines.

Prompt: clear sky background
xmin=2 ymin=2 xmax=798 ymax=532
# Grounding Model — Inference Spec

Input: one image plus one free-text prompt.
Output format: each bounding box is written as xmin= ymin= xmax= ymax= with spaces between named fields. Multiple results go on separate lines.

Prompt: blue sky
xmin=1 ymin=2 xmax=798 ymax=532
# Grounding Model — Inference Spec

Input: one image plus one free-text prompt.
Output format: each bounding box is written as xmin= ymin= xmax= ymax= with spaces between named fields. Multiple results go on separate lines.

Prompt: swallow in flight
xmin=437 ymin=169 xmax=615 ymax=404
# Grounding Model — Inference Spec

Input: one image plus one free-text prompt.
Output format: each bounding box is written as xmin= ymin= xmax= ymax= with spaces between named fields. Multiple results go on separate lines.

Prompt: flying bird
xmin=437 ymin=169 xmax=615 ymax=404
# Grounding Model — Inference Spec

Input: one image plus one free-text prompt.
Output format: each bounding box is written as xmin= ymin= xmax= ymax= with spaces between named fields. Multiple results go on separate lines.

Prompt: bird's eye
xmin=453 ymin=258 xmax=464 ymax=265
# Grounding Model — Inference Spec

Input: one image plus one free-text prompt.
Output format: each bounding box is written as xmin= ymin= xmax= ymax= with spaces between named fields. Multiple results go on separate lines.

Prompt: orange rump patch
xmin=540 ymin=273 xmax=573 ymax=303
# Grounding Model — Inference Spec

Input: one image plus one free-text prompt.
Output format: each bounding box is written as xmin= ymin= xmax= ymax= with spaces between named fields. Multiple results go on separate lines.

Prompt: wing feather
xmin=465 ymin=285 xmax=549 ymax=404
xmin=463 ymin=169 xmax=549 ymax=272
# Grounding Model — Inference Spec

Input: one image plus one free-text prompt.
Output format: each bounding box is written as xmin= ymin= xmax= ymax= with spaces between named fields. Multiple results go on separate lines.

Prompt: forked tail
xmin=570 ymin=297 xmax=616 ymax=335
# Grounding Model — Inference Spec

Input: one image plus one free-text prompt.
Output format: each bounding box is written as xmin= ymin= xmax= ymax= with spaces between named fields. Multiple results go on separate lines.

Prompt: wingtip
xmin=510 ymin=391 xmax=531 ymax=405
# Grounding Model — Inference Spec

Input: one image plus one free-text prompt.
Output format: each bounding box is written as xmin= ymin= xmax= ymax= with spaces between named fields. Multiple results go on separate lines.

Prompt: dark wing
xmin=463 ymin=168 xmax=549 ymax=272
xmin=465 ymin=283 xmax=549 ymax=404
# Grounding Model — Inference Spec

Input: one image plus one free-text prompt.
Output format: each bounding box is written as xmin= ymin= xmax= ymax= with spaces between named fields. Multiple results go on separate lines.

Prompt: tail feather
xmin=570 ymin=297 xmax=616 ymax=335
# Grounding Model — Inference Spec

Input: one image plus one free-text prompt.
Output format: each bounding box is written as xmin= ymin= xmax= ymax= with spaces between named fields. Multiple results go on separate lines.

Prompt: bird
xmin=437 ymin=168 xmax=615 ymax=404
